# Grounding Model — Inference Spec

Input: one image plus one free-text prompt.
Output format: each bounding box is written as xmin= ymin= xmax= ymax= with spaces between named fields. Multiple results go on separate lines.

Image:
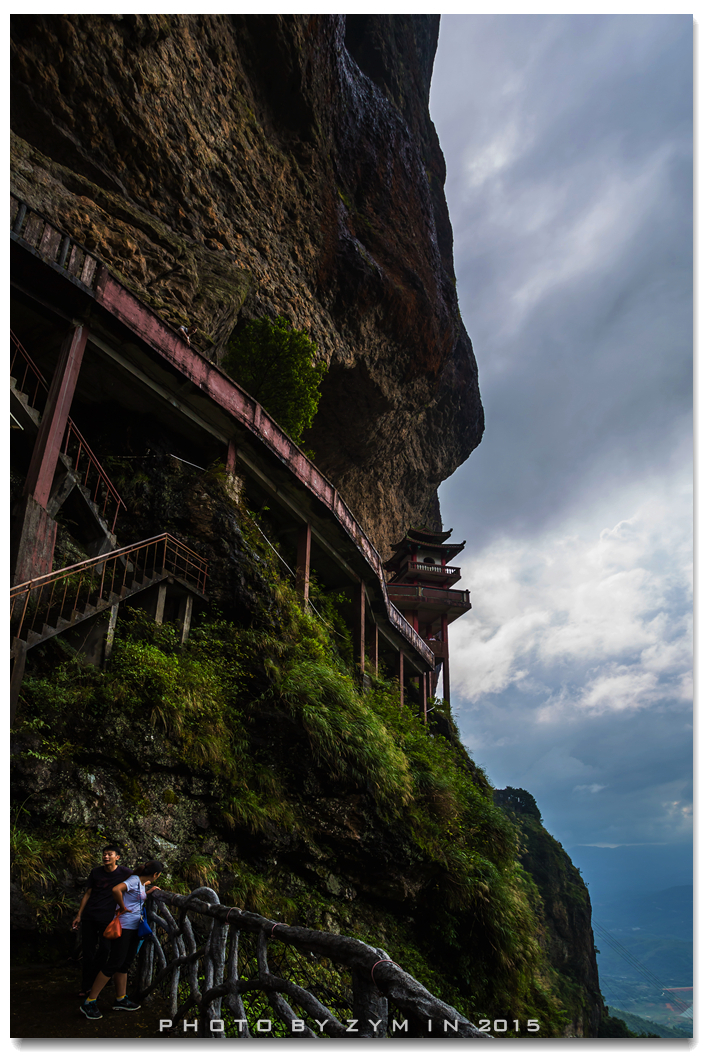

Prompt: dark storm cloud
xmin=427 ymin=15 xmax=692 ymax=865
xmin=430 ymin=14 xmax=692 ymax=550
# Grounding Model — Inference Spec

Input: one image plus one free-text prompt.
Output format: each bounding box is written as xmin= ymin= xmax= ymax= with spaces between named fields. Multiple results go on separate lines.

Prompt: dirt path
xmin=12 ymin=965 xmax=164 ymax=1039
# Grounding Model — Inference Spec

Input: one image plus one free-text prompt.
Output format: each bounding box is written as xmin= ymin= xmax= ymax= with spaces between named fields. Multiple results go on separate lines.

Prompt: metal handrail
xmin=10 ymin=533 xmax=208 ymax=645
xmin=10 ymin=330 xmax=48 ymax=414
xmin=10 ymin=329 xmax=127 ymax=533
xmin=61 ymin=421 xmax=126 ymax=534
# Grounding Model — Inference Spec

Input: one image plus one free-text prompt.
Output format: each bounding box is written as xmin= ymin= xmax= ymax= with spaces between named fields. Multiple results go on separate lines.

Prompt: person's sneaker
xmin=113 ymin=996 xmax=141 ymax=1011
xmin=80 ymin=999 xmax=102 ymax=1020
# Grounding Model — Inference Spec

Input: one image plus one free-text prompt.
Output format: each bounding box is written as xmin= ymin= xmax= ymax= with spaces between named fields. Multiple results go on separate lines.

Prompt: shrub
xmin=222 ymin=316 xmax=327 ymax=446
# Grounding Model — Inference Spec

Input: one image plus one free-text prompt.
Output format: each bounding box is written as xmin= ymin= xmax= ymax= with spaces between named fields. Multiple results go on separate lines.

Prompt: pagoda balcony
xmin=386 ymin=583 xmax=471 ymax=625
xmin=426 ymin=637 xmax=446 ymax=659
xmin=389 ymin=560 xmax=462 ymax=587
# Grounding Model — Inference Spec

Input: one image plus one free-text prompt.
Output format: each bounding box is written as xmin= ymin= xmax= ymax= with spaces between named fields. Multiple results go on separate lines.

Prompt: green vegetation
xmin=11 ymin=817 xmax=94 ymax=930
xmin=222 ymin=316 xmax=326 ymax=446
xmin=11 ymin=500 xmax=574 ymax=1035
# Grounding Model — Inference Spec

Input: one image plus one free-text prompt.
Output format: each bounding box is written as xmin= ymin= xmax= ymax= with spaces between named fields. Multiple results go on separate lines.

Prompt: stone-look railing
xmin=136 ymin=888 xmax=490 ymax=1039
xmin=11 ymin=196 xmax=100 ymax=291
xmin=10 ymin=195 xmax=434 ymax=671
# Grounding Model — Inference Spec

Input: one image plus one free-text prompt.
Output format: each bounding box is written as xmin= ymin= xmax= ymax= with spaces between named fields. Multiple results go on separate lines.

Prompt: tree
xmin=222 ymin=317 xmax=327 ymax=446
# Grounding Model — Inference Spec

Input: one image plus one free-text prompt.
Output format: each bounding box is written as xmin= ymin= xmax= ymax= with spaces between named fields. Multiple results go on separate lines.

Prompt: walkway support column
xmin=178 ymin=594 xmax=194 ymax=644
xmin=155 ymin=582 xmax=168 ymax=625
xmin=24 ymin=323 xmax=89 ymax=509
xmin=296 ymin=523 xmax=312 ymax=603
xmin=103 ymin=603 xmax=120 ymax=665
xmin=225 ymin=439 xmax=237 ymax=477
xmin=368 ymin=622 xmax=379 ymax=676
xmin=397 ymin=651 xmax=404 ymax=708
xmin=10 ymin=646 xmax=27 ymax=725
xmin=420 ymin=670 xmax=428 ymax=724
xmin=441 ymin=613 xmax=450 ymax=707
xmin=353 ymin=580 xmax=365 ymax=674
xmin=13 ymin=323 xmax=89 ymax=585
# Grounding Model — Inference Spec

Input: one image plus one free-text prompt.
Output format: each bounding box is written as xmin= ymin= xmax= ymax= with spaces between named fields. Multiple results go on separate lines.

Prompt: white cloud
xmin=451 ymin=467 xmax=692 ymax=722
xmin=576 ymin=666 xmax=659 ymax=715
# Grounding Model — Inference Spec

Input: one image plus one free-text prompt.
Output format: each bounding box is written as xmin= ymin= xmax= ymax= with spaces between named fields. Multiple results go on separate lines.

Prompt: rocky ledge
xmin=10 ymin=14 xmax=483 ymax=556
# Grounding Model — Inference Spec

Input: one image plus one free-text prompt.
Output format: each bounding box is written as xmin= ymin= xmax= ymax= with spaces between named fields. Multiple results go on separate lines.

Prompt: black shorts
xmin=100 ymin=927 xmax=140 ymax=977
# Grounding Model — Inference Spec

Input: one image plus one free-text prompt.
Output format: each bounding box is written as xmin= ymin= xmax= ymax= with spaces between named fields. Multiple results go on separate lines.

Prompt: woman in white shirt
xmin=80 ymin=860 xmax=163 ymax=1021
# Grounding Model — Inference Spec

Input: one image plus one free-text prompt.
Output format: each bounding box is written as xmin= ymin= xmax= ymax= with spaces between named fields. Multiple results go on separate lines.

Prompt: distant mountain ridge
xmin=594 ymin=885 xmax=692 ymax=941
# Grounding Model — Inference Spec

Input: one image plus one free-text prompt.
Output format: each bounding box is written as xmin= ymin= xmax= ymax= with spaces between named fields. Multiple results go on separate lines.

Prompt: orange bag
xmin=103 ymin=913 xmax=122 ymax=939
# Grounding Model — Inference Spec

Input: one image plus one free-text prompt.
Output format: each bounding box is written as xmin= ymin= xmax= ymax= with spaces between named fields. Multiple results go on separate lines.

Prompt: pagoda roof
xmin=390 ymin=526 xmax=454 ymax=549
xmin=385 ymin=527 xmax=467 ymax=569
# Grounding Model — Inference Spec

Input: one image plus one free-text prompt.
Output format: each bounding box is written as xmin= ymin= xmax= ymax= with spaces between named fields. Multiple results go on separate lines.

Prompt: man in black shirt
xmin=72 ymin=845 xmax=132 ymax=997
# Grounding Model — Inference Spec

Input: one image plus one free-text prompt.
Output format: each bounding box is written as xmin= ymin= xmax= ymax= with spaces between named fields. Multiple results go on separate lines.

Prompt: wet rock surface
xmin=10 ymin=14 xmax=483 ymax=556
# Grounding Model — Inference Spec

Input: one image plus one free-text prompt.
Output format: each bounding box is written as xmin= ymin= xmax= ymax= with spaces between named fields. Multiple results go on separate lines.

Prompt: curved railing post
xmin=134 ymin=889 xmax=490 ymax=1039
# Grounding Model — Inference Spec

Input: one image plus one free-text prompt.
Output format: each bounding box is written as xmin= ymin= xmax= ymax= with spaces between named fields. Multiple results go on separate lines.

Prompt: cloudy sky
xmin=429 ymin=14 xmax=692 ymax=897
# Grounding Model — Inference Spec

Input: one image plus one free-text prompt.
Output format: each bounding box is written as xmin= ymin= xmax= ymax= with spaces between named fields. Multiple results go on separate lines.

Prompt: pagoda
xmin=384 ymin=526 xmax=471 ymax=708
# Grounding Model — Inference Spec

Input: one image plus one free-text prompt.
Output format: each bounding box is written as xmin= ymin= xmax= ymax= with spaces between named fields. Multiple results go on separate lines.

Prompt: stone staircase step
xmin=27 ymin=627 xmax=52 ymax=648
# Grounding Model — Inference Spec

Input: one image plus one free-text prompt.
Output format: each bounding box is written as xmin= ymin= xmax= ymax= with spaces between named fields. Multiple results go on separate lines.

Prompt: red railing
xmin=10 ymin=330 xmax=47 ymax=414
xmin=10 ymin=330 xmax=127 ymax=533
xmin=11 ymin=533 xmax=208 ymax=646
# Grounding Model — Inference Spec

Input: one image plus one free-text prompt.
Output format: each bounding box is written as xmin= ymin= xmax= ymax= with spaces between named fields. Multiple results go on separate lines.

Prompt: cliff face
xmin=10 ymin=13 xmax=483 ymax=557
xmin=493 ymin=788 xmax=604 ymax=1037
xmin=10 ymin=470 xmax=591 ymax=1034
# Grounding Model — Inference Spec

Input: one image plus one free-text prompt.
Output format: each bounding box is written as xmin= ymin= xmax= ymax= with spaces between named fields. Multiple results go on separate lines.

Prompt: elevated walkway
xmin=10 ymin=194 xmax=436 ymax=702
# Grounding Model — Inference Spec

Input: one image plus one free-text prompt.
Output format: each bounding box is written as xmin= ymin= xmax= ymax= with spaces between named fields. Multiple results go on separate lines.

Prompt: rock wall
xmin=493 ymin=788 xmax=604 ymax=1037
xmin=10 ymin=14 xmax=484 ymax=557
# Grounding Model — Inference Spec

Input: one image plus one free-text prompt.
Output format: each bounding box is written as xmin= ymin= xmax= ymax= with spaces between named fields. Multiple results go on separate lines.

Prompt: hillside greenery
xmin=12 ymin=503 xmax=577 ymax=1035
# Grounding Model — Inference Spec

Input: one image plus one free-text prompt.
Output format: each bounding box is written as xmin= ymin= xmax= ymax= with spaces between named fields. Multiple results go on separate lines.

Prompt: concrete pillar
xmin=103 ymin=603 xmax=120 ymax=664
xmin=368 ymin=622 xmax=379 ymax=676
xmin=420 ymin=671 xmax=428 ymax=724
xmin=226 ymin=439 xmax=237 ymax=476
xmin=178 ymin=594 xmax=194 ymax=644
xmin=11 ymin=496 xmax=58 ymax=586
xmin=14 ymin=323 xmax=88 ymax=585
xmin=155 ymin=582 xmax=168 ymax=625
xmin=397 ymin=651 xmax=404 ymax=709
xmin=24 ymin=323 xmax=89 ymax=510
xmin=296 ymin=522 xmax=312 ymax=603
xmin=353 ymin=580 xmax=365 ymax=673
xmin=10 ymin=644 xmax=27 ymax=725
xmin=431 ymin=664 xmax=441 ymax=698
xmin=441 ymin=613 xmax=450 ymax=707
